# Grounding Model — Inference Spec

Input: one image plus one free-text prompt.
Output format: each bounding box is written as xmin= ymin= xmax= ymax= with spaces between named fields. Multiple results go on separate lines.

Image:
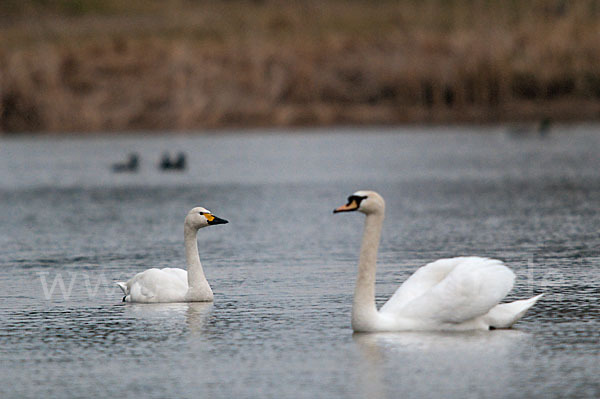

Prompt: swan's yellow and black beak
xmin=205 ymin=213 xmax=229 ymax=225
xmin=334 ymin=194 xmax=368 ymax=213
xmin=334 ymin=199 xmax=359 ymax=213
xmin=333 ymin=195 xmax=362 ymax=213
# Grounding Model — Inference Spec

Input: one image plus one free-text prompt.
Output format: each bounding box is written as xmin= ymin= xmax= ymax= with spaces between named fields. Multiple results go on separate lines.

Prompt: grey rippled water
xmin=0 ymin=126 xmax=599 ymax=398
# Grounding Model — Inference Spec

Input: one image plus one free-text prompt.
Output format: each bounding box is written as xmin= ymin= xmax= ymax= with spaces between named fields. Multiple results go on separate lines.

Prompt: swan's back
xmin=380 ymin=257 xmax=515 ymax=324
xmin=124 ymin=268 xmax=189 ymax=302
xmin=380 ymin=257 xmax=466 ymax=313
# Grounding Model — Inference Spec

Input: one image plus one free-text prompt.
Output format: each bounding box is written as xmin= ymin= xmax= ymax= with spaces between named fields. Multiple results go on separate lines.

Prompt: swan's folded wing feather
xmin=127 ymin=268 xmax=188 ymax=302
xmin=116 ymin=281 xmax=128 ymax=295
xmin=129 ymin=280 xmax=155 ymax=302
xmin=379 ymin=257 xmax=474 ymax=315
xmin=381 ymin=257 xmax=515 ymax=323
xmin=160 ymin=268 xmax=188 ymax=285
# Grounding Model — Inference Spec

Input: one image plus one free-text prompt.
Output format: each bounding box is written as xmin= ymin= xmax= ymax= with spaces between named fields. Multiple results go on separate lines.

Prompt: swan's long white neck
xmin=184 ymin=224 xmax=205 ymax=288
xmin=352 ymin=210 xmax=384 ymax=332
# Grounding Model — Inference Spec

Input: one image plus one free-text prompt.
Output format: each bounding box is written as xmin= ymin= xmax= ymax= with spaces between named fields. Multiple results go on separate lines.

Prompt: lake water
xmin=0 ymin=126 xmax=598 ymax=398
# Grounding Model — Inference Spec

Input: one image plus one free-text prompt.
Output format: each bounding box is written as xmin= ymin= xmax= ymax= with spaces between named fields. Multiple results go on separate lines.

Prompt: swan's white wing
xmin=127 ymin=268 xmax=188 ymax=302
xmin=160 ymin=268 xmax=188 ymax=285
xmin=379 ymin=257 xmax=474 ymax=314
xmin=484 ymin=293 xmax=544 ymax=328
xmin=380 ymin=257 xmax=515 ymax=324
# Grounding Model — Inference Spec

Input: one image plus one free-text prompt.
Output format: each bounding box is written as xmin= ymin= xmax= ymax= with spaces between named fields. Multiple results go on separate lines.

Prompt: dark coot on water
xmin=111 ymin=153 xmax=139 ymax=172
xmin=160 ymin=152 xmax=186 ymax=171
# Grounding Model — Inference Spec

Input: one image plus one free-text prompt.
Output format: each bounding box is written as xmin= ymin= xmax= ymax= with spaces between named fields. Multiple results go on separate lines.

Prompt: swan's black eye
xmin=199 ymin=212 xmax=205 ymax=215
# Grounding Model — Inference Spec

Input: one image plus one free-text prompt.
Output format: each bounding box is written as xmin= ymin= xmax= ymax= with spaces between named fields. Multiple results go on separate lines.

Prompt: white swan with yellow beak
xmin=117 ymin=207 xmax=228 ymax=303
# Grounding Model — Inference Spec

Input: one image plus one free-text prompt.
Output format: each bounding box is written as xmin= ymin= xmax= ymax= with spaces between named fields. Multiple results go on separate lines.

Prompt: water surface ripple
xmin=1 ymin=127 xmax=599 ymax=398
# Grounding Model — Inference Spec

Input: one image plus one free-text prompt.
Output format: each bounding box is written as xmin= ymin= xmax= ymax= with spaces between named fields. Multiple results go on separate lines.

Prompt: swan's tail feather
xmin=116 ymin=282 xmax=128 ymax=295
xmin=484 ymin=293 xmax=544 ymax=329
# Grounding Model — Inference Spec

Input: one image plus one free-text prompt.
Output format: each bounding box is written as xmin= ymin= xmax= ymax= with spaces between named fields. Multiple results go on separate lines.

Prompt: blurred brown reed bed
xmin=1 ymin=0 xmax=600 ymax=133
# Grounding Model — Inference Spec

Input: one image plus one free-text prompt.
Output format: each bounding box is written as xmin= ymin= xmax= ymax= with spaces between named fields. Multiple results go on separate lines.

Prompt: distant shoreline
xmin=2 ymin=1 xmax=600 ymax=134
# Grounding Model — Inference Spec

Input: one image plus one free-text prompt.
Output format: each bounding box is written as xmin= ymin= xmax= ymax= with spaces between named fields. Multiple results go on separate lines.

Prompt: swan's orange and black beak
xmin=334 ymin=194 xmax=368 ymax=214
xmin=333 ymin=198 xmax=360 ymax=213
xmin=205 ymin=213 xmax=229 ymax=225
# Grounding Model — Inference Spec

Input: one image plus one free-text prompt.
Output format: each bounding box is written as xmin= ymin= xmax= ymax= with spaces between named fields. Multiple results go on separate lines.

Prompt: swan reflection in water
xmin=123 ymin=302 xmax=214 ymax=335
xmin=352 ymin=330 xmax=532 ymax=399
xmin=353 ymin=329 xmax=530 ymax=352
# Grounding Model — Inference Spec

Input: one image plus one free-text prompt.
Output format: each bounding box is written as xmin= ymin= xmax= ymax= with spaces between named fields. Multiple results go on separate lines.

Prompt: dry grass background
xmin=1 ymin=0 xmax=600 ymax=133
